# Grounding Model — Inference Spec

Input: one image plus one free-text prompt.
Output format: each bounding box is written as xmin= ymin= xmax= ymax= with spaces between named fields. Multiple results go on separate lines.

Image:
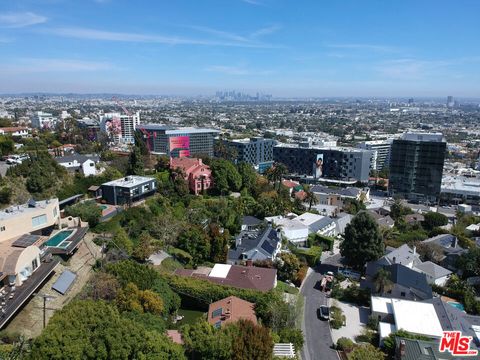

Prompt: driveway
xmin=301 ymin=267 xmax=339 ymax=360
xmin=330 ymin=300 xmax=370 ymax=343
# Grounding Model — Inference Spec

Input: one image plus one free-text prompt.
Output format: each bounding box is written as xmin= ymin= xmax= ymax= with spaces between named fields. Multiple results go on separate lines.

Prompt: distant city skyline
xmin=0 ymin=1 xmax=479 ymax=97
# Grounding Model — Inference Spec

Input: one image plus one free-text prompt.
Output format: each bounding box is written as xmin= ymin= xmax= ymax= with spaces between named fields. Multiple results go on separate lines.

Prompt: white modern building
xmin=31 ymin=111 xmax=58 ymax=129
xmin=54 ymin=155 xmax=101 ymax=176
xmin=100 ymin=112 xmax=140 ymax=144
xmin=441 ymin=175 xmax=480 ymax=205
xmin=357 ymin=139 xmax=393 ymax=171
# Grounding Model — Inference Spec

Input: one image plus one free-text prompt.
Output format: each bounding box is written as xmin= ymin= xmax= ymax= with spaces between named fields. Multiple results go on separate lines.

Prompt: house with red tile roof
xmin=207 ymin=296 xmax=257 ymax=328
xmin=169 ymin=157 xmax=213 ymax=195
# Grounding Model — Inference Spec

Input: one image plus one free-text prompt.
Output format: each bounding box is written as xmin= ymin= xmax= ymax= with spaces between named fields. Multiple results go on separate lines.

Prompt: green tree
xmin=390 ymin=198 xmax=413 ymax=221
xmin=303 ymin=184 xmax=318 ymax=211
xmin=348 ymin=344 xmax=385 ymax=360
xmin=0 ymin=136 xmax=14 ymax=156
xmin=30 ymin=300 xmax=185 ymax=360
xmin=133 ymin=231 xmax=159 ymax=261
xmin=209 ymin=159 xmax=242 ymax=194
xmin=456 ymin=247 xmax=480 ymax=278
xmin=227 ymin=319 xmax=273 ymax=360
xmin=422 ymin=211 xmax=448 ymax=230
xmin=127 ymin=146 xmax=144 ymax=175
xmin=274 ymin=252 xmax=301 ymax=283
xmin=343 ymin=198 xmax=366 ymax=215
xmin=177 ymin=226 xmax=211 ymax=266
xmin=237 ymin=162 xmax=257 ymax=193
xmin=65 ymin=200 xmax=102 ymax=227
xmin=340 ymin=212 xmax=384 ymax=269
xmin=181 ymin=321 xmax=233 ymax=360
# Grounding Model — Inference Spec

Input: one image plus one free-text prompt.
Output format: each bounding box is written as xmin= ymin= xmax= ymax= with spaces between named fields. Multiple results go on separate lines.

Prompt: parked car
xmin=339 ymin=269 xmax=361 ymax=281
xmin=6 ymin=154 xmax=29 ymax=165
xmin=318 ymin=305 xmax=330 ymax=320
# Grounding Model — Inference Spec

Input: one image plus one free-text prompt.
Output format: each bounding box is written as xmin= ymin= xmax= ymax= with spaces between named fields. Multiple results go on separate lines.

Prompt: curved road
xmin=301 ymin=266 xmax=339 ymax=360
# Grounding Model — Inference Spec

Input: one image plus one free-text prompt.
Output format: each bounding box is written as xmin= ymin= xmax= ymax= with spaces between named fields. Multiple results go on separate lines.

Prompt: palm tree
xmin=373 ymin=268 xmax=394 ymax=295
xmin=274 ymin=162 xmax=288 ymax=190
xmin=303 ymin=184 xmax=318 ymax=211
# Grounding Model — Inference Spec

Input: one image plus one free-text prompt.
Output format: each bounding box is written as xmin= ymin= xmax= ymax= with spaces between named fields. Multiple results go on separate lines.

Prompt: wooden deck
xmin=0 ymin=259 xmax=59 ymax=329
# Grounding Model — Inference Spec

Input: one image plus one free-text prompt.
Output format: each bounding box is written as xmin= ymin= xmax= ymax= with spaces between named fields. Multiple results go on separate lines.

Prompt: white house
xmin=54 ymin=155 xmax=101 ymax=176
xmin=0 ymin=127 xmax=30 ymax=138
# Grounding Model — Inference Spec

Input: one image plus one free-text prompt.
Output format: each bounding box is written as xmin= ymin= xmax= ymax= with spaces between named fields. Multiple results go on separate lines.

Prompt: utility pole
xmin=34 ymin=293 xmax=56 ymax=329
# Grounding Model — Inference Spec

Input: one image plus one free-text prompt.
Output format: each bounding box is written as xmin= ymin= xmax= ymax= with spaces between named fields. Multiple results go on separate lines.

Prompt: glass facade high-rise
xmin=221 ymin=138 xmax=275 ymax=173
xmin=389 ymin=133 xmax=446 ymax=204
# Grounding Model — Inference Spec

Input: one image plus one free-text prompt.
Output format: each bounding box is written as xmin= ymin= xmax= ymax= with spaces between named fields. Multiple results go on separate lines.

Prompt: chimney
xmin=399 ymin=340 xmax=406 ymax=357
xmin=246 ymin=259 xmax=253 ymax=267
xmin=392 ymin=256 xmax=396 ymax=264
xmin=413 ymin=246 xmax=416 ymax=256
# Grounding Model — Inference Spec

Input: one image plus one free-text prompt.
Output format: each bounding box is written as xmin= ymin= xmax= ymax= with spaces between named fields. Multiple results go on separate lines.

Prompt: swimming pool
xmin=45 ymin=230 xmax=74 ymax=247
xmin=99 ymin=205 xmax=108 ymax=210
xmin=447 ymin=301 xmax=465 ymax=312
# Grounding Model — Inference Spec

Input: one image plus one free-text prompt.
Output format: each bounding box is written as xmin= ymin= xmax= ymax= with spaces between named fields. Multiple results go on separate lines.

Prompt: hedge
xmin=161 ymin=273 xmax=284 ymax=325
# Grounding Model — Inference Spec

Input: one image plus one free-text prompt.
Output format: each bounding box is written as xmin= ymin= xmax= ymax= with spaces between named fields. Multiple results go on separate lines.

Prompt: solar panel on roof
xmin=261 ymin=240 xmax=275 ymax=254
xmin=12 ymin=234 xmax=41 ymax=248
xmin=52 ymin=270 xmax=77 ymax=295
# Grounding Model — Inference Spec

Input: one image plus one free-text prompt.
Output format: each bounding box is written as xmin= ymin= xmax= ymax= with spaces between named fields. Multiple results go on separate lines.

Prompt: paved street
xmin=301 ymin=267 xmax=339 ymax=360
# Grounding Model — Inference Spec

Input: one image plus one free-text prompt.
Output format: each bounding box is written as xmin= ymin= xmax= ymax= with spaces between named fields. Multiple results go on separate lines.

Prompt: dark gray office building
xmin=389 ymin=133 xmax=446 ymax=204
xmin=273 ymin=144 xmax=372 ymax=182
xmin=136 ymin=125 xmax=219 ymax=157
xmin=100 ymin=175 xmax=157 ymax=205
xmin=221 ymin=138 xmax=275 ymax=173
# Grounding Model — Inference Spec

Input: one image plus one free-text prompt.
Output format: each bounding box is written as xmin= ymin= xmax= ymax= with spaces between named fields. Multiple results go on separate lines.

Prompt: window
xmin=214 ymin=321 xmax=222 ymax=329
xmin=212 ymin=307 xmax=222 ymax=318
xmin=32 ymin=214 xmax=47 ymax=228
xmin=53 ymin=207 xmax=58 ymax=217
xmin=401 ymin=292 xmax=406 ymax=297
xmin=32 ymin=258 xmax=38 ymax=271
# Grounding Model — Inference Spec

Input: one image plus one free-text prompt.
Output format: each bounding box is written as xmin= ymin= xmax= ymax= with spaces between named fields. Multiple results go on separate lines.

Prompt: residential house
xmin=422 ymin=234 xmax=467 ymax=271
xmin=227 ymin=225 xmax=281 ymax=265
xmin=310 ymin=185 xmax=369 ymax=207
xmin=334 ymin=213 xmax=353 ymax=236
xmin=413 ymin=261 xmax=452 ymax=286
xmin=365 ymin=209 xmax=395 ymax=229
xmin=100 ymin=176 xmax=157 ymax=205
xmin=371 ymin=296 xmax=444 ymax=344
xmin=169 ymin=157 xmax=213 ymax=195
xmin=241 ymin=216 xmax=263 ymax=231
xmin=207 ymin=296 xmax=257 ymax=328
xmin=54 ymin=154 xmax=101 ymax=176
xmin=395 ymin=337 xmax=456 ymax=360
xmin=364 ymin=263 xmax=433 ymax=300
xmin=265 ymin=212 xmax=336 ymax=245
xmin=404 ymin=213 xmax=425 ymax=225
xmin=0 ymin=198 xmax=87 ymax=329
xmin=175 ymin=263 xmax=277 ymax=292
xmin=0 ymin=127 xmax=30 ymax=138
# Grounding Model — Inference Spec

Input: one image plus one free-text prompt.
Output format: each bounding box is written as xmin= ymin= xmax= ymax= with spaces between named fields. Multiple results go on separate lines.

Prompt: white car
xmin=6 ymin=154 xmax=28 ymax=165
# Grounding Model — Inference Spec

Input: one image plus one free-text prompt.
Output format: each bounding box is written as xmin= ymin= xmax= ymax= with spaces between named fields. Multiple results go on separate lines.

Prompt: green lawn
xmin=276 ymin=280 xmax=300 ymax=294
xmin=156 ymin=257 xmax=184 ymax=274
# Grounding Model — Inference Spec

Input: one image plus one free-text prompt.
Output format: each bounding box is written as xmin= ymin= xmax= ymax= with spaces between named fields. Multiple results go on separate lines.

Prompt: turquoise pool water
xmin=99 ymin=205 xmax=108 ymax=210
xmin=45 ymin=230 xmax=74 ymax=247
xmin=448 ymin=301 xmax=465 ymax=311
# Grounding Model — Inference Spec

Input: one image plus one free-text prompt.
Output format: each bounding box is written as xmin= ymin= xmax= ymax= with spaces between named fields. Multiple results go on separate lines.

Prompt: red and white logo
xmin=439 ymin=331 xmax=478 ymax=356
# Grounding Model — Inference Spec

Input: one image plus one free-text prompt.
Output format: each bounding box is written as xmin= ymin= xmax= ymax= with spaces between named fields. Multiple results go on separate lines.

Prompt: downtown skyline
xmin=0 ymin=0 xmax=479 ymax=97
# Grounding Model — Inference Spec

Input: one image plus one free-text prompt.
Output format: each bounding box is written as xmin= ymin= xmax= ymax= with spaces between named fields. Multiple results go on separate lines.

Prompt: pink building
xmin=169 ymin=157 xmax=213 ymax=195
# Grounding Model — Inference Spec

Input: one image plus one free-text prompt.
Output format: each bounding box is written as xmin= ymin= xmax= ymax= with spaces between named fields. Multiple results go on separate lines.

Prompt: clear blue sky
xmin=1 ymin=0 xmax=479 ymax=97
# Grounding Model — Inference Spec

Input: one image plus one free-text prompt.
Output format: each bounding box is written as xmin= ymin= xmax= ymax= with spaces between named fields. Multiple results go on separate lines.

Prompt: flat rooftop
xmin=137 ymin=124 xmax=219 ymax=134
xmin=441 ymin=175 xmax=480 ymax=195
xmin=0 ymin=199 xmax=58 ymax=221
xmin=274 ymin=142 xmax=370 ymax=153
xmin=101 ymin=175 xmax=155 ymax=188
xmin=401 ymin=132 xmax=445 ymax=142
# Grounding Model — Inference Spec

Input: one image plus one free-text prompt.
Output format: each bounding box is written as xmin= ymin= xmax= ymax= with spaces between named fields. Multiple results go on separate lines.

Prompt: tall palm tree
xmin=303 ymin=184 xmax=318 ymax=211
xmin=373 ymin=268 xmax=394 ymax=295
xmin=274 ymin=162 xmax=288 ymax=190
